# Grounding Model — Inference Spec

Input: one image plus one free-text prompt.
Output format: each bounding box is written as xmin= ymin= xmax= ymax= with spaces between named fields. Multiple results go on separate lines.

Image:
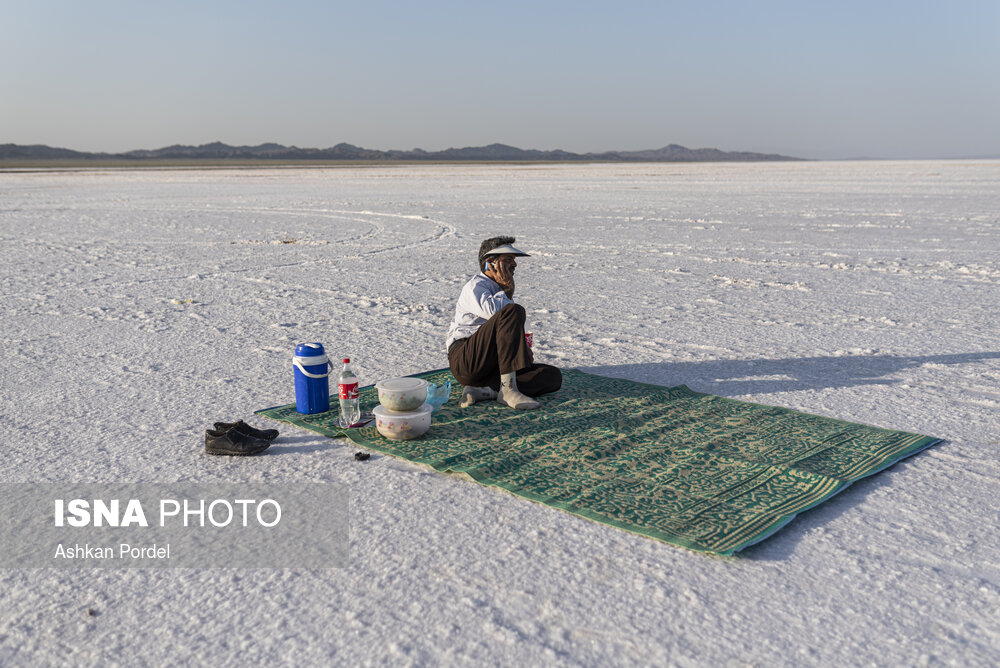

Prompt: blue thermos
xmin=293 ymin=343 xmax=332 ymax=414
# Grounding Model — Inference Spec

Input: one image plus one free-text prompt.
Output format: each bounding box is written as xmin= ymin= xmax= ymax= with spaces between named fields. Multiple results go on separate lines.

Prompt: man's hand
xmin=492 ymin=261 xmax=515 ymax=298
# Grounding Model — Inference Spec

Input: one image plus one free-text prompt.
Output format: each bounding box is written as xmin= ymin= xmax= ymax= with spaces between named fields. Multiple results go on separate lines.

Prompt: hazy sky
xmin=3 ymin=1 xmax=998 ymax=159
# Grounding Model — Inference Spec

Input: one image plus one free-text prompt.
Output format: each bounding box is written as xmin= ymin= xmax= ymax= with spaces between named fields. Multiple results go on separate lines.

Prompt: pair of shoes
xmin=213 ymin=420 xmax=279 ymax=442
xmin=205 ymin=426 xmax=272 ymax=456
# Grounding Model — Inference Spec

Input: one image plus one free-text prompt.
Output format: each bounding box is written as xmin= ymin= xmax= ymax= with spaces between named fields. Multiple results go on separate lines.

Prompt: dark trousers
xmin=448 ymin=303 xmax=562 ymax=397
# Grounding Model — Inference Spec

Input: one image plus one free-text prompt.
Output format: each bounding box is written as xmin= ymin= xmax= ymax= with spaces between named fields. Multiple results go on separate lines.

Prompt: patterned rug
xmin=256 ymin=368 xmax=939 ymax=555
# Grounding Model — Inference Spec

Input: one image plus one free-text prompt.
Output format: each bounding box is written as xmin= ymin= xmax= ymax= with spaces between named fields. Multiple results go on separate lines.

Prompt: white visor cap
xmin=482 ymin=244 xmax=530 ymax=258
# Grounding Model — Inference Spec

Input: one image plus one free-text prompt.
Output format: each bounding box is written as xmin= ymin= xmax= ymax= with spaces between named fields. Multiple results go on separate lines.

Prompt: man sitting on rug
xmin=446 ymin=236 xmax=562 ymax=410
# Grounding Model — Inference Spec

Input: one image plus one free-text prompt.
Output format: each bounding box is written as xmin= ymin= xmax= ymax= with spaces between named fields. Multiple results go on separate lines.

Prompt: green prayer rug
xmin=256 ymin=368 xmax=939 ymax=555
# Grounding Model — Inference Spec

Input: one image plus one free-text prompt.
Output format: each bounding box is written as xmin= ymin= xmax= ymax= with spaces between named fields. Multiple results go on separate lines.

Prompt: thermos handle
xmin=293 ymin=357 xmax=332 ymax=379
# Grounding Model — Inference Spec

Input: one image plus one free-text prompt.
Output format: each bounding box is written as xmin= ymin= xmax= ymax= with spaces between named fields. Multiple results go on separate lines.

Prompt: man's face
xmin=492 ymin=254 xmax=516 ymax=273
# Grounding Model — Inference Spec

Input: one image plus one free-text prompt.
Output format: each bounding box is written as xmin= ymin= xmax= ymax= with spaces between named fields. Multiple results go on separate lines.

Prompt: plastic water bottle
xmin=338 ymin=358 xmax=361 ymax=427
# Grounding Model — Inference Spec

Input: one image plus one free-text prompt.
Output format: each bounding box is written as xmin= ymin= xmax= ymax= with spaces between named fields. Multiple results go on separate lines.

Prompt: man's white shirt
xmin=445 ymin=273 xmax=514 ymax=351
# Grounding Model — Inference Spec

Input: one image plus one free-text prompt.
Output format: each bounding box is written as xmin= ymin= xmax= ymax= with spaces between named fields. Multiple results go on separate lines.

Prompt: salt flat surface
xmin=1 ymin=161 xmax=998 ymax=666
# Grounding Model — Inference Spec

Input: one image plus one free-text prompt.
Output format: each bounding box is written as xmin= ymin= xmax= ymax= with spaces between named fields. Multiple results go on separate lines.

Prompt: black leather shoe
xmin=205 ymin=427 xmax=271 ymax=456
xmin=213 ymin=420 xmax=279 ymax=442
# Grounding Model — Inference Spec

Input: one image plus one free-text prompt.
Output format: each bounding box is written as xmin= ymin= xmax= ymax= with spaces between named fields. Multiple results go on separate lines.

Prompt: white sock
xmin=497 ymin=373 xmax=541 ymax=410
xmin=460 ymin=385 xmax=498 ymax=407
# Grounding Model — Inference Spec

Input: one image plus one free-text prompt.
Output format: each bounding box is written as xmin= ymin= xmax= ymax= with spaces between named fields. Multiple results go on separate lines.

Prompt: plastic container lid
xmin=375 ymin=377 xmax=429 ymax=392
xmin=295 ymin=342 xmax=326 ymax=357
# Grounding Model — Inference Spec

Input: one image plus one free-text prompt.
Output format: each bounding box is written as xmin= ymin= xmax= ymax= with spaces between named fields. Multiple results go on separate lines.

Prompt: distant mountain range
xmin=0 ymin=141 xmax=802 ymax=163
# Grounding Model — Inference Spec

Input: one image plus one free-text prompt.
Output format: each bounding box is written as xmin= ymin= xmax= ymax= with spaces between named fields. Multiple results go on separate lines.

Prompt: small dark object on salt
xmin=354 ymin=452 xmax=371 ymax=461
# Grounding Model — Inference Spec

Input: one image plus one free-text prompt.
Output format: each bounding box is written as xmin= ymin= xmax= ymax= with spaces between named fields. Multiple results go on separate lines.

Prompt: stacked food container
xmin=373 ymin=378 xmax=433 ymax=440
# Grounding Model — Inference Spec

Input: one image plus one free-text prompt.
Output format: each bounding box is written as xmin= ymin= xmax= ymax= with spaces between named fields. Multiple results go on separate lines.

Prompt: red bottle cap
xmin=343 ymin=358 xmax=350 ymax=363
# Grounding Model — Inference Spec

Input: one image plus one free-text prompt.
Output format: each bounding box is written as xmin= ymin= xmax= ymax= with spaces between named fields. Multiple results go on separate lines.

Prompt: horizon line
xmin=2 ymin=140 xmax=999 ymax=163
